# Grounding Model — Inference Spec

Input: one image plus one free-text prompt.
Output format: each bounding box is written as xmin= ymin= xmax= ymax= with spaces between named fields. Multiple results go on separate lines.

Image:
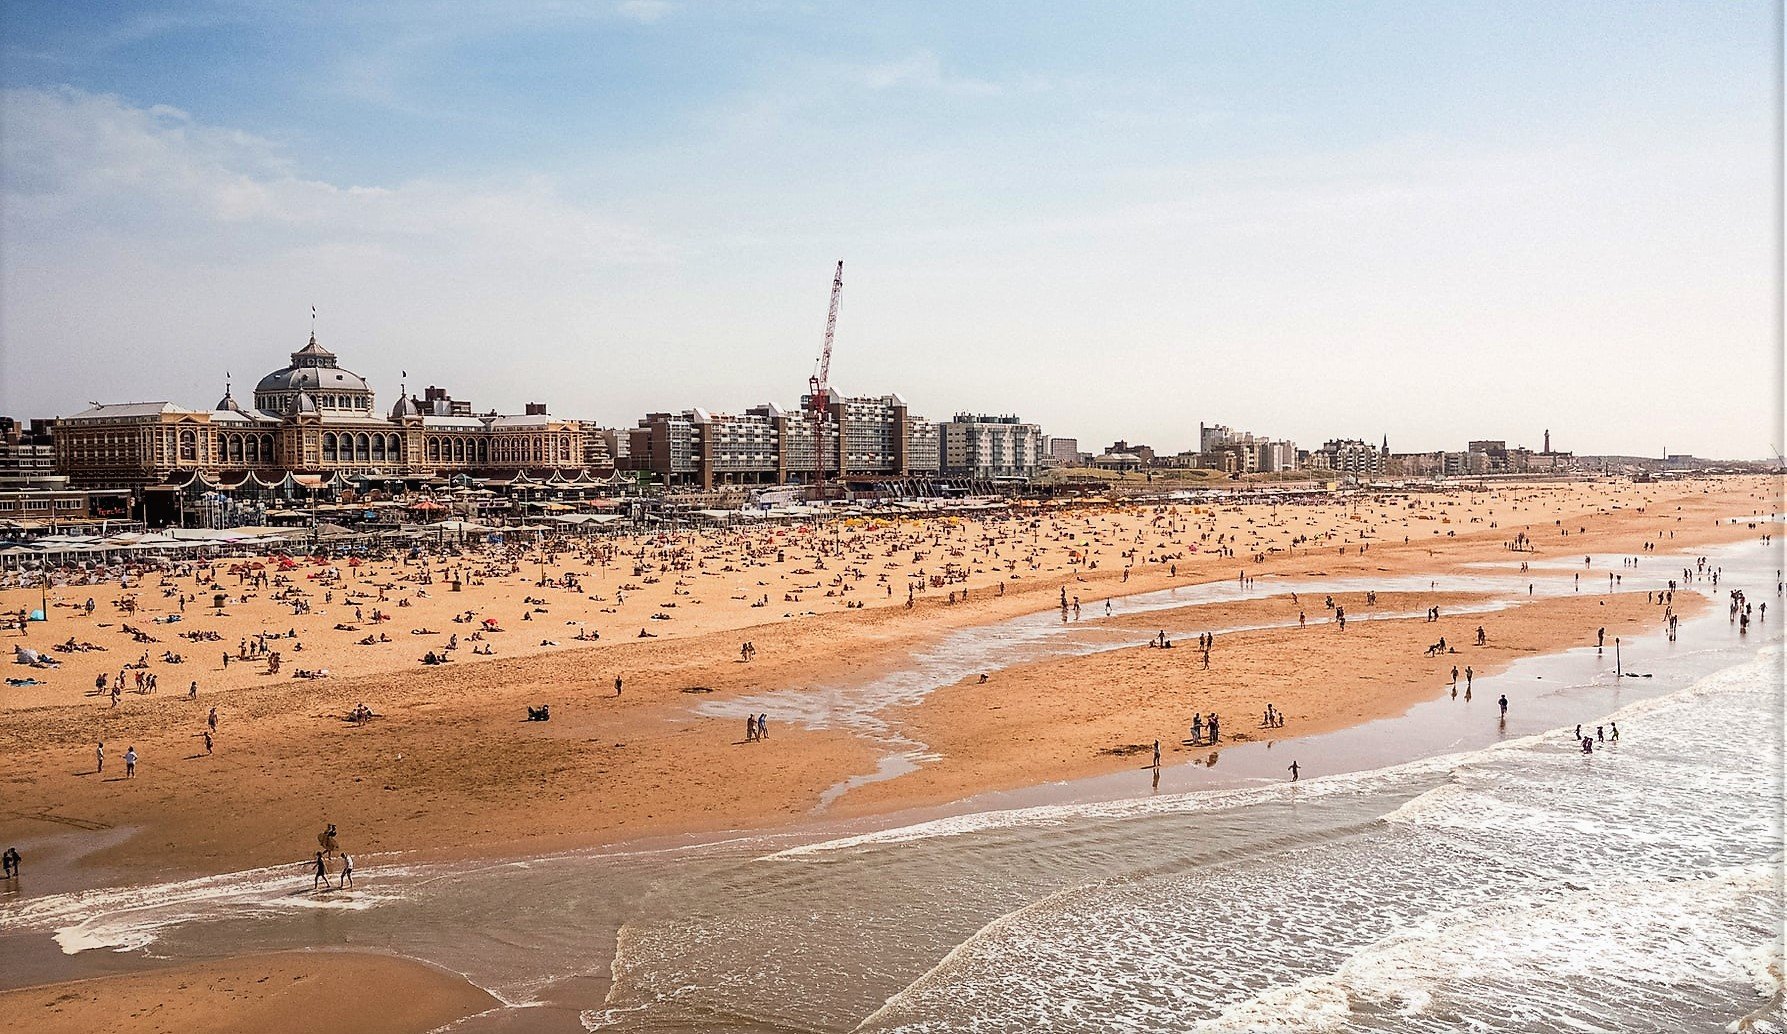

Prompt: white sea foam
xmin=0 ymin=861 xmax=421 ymax=955
xmin=851 ymin=641 xmax=1783 ymax=1033
xmin=777 ymin=645 xmax=1782 ymax=861
xmin=1194 ymin=864 xmax=1781 ymax=1034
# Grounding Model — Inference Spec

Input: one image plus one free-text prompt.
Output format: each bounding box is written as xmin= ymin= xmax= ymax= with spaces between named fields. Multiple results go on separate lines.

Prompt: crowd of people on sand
xmin=1 ymin=481 xmax=1774 ymax=896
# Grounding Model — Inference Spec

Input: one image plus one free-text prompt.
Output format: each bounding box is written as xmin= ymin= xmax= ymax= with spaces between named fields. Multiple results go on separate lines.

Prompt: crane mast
xmin=808 ymin=260 xmax=844 ymax=496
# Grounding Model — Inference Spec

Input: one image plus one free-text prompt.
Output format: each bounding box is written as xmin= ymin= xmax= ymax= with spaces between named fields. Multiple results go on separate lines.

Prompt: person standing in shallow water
xmin=1288 ymin=761 xmax=1300 ymax=781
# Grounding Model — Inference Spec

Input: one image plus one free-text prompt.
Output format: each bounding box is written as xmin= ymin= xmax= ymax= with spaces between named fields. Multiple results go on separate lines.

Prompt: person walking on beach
xmin=615 ymin=676 xmax=623 ymax=697
xmin=757 ymin=713 xmax=768 ymax=740
xmin=1152 ymin=740 xmax=1161 ymax=768
xmin=1288 ymin=761 xmax=1300 ymax=781
xmin=340 ymin=852 xmax=354 ymax=889
xmin=203 ymin=729 xmax=213 ymax=755
xmin=124 ymin=746 xmax=137 ymax=779
xmin=745 ymin=714 xmax=757 ymax=742
xmin=1498 ymin=694 xmax=1508 ymax=718
xmin=1610 ymin=721 xmax=1620 ymax=742
xmin=313 ymin=851 xmax=332 ymax=891
xmin=208 ymin=707 xmax=218 ymax=734
xmin=1465 ymin=666 xmax=1473 ymax=690
xmin=1 ymin=847 xmax=18 ymax=879
xmin=95 ymin=741 xmax=103 ymax=774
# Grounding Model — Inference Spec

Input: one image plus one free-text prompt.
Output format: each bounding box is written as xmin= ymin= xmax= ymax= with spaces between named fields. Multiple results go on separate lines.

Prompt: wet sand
xmin=0 ymin=950 xmax=496 ymax=1034
xmin=837 ymin=589 xmax=1703 ymax=817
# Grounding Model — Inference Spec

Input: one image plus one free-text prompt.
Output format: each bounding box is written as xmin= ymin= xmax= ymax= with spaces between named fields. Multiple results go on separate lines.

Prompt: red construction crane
xmin=808 ymin=260 xmax=844 ymax=494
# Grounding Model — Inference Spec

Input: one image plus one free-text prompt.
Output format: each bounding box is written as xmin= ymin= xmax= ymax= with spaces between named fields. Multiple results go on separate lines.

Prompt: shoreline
xmin=0 ymin=480 xmax=1770 ymax=891
xmin=0 ymin=528 xmax=1778 ymax=1027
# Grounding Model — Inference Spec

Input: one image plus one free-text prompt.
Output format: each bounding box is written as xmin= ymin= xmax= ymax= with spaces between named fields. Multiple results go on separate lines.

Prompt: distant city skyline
xmin=1 ymin=2 xmax=1779 ymax=458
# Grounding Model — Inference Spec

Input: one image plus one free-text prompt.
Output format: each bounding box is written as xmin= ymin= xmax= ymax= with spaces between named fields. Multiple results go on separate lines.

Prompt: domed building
xmin=254 ymin=333 xmax=375 ymax=416
xmin=54 ymin=328 xmax=607 ymax=503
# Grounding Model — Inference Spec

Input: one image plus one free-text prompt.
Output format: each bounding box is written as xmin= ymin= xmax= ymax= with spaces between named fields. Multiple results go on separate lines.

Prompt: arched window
xmin=179 ymin=430 xmax=196 ymax=462
xmin=387 ymin=435 xmax=401 ymax=463
xmin=477 ymin=439 xmax=488 ymax=464
xmin=453 ymin=438 xmax=466 ymax=462
xmin=354 ymin=433 xmax=370 ymax=461
xmin=428 ymin=438 xmax=440 ymax=462
xmin=324 ymin=433 xmax=338 ymax=462
xmin=371 ymin=435 xmax=386 ymax=461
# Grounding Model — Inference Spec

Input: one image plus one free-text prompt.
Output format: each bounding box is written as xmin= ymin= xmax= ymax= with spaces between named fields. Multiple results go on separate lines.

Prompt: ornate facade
xmin=55 ymin=333 xmax=603 ymax=491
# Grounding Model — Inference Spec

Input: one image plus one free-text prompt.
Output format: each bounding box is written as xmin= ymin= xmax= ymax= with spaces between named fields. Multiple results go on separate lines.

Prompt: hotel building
xmin=53 ymin=332 xmax=605 ymax=493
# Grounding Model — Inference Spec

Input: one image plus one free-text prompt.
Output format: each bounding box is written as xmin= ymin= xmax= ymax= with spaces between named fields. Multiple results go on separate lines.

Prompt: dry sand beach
xmin=0 ymin=475 xmax=1777 ymax=1031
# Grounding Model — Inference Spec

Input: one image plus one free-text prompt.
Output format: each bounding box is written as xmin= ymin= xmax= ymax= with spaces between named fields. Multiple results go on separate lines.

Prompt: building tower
xmin=1544 ymin=429 xmax=1551 ymax=453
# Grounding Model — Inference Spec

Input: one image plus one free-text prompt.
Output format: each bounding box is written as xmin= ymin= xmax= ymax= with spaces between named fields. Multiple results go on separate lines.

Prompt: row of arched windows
xmin=421 ymin=435 xmax=572 ymax=466
xmin=489 ymin=436 xmax=574 ymax=464
xmin=427 ymin=436 xmax=489 ymax=465
xmin=323 ymin=431 xmax=403 ymax=464
xmin=219 ymin=432 xmax=277 ymax=465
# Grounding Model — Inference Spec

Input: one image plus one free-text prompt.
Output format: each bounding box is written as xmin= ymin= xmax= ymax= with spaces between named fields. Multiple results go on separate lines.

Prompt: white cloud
xmin=0 ymin=86 xmax=677 ymax=419
xmin=851 ymin=50 xmax=1040 ymax=96
xmin=615 ymin=0 xmax=673 ymax=24
xmin=0 ymin=86 xmax=670 ymax=262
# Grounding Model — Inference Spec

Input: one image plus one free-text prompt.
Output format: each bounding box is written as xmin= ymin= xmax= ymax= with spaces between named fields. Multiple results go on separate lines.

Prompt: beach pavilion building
xmin=52 ymin=331 xmax=618 ymax=521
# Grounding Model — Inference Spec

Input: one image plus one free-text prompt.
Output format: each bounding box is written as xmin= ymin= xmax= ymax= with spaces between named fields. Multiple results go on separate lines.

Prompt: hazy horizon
xmin=1 ymin=2 xmax=1780 ymax=459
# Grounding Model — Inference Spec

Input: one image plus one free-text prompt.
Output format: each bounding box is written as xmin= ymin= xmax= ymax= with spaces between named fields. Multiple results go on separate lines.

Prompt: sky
xmin=0 ymin=1 xmax=1779 ymax=458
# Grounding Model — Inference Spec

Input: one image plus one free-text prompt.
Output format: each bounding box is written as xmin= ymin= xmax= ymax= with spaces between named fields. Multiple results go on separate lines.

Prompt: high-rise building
xmin=1197 ymin=423 xmax=1298 ymax=473
xmin=1307 ymin=438 xmax=1388 ymax=476
xmin=624 ymin=392 xmax=952 ymax=489
xmin=941 ymin=415 xmax=1046 ymax=478
xmin=1049 ymin=437 xmax=1081 ymax=466
xmin=0 ymin=417 xmax=62 ymax=491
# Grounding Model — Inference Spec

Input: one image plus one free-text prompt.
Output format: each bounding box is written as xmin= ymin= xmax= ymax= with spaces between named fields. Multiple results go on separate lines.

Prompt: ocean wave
xmin=1193 ymin=864 xmax=1782 ymax=1034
